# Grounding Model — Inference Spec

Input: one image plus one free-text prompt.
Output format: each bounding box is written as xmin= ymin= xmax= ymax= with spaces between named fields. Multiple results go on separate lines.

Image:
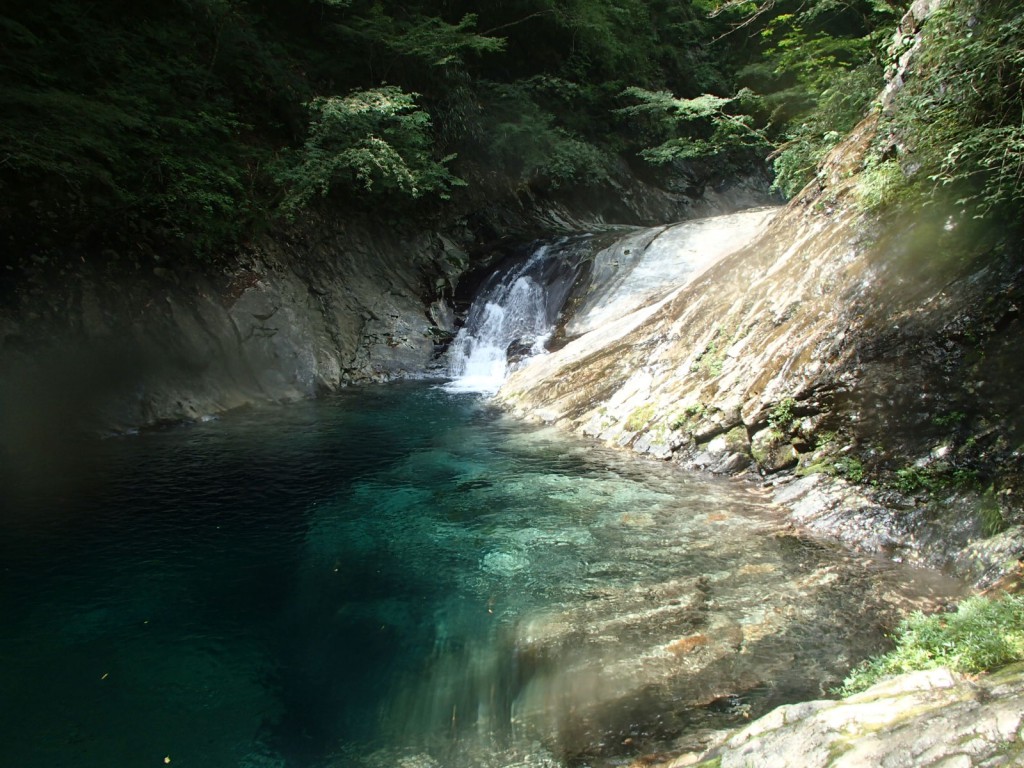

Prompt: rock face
xmin=662 ymin=663 xmax=1024 ymax=768
xmin=495 ymin=1 xmax=1024 ymax=584
xmin=0 ymin=219 xmax=463 ymax=436
xmin=565 ymin=207 xmax=780 ymax=338
xmin=496 ymin=120 xmax=909 ymax=459
xmin=497 ymin=120 xmax=886 ymax=451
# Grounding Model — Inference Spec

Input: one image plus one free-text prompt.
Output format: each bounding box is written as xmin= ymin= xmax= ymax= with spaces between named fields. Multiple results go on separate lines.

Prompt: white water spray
xmin=445 ymin=245 xmax=563 ymax=393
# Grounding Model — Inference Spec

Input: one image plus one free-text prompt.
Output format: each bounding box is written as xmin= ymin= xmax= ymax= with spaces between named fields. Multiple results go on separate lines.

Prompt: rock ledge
xmin=660 ymin=663 xmax=1024 ymax=768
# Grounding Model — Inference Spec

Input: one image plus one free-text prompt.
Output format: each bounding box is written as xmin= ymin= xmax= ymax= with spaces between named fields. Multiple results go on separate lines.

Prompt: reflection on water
xmin=0 ymin=383 xmax=963 ymax=767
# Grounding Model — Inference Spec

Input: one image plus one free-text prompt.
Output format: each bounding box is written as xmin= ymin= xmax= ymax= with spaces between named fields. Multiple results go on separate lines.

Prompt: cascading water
xmin=446 ymin=208 xmax=781 ymax=394
xmin=445 ymin=239 xmax=592 ymax=393
xmin=445 ymin=271 xmax=548 ymax=392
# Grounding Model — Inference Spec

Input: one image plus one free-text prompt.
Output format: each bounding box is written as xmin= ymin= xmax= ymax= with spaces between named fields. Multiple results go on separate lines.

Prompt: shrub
xmin=878 ymin=0 xmax=1024 ymax=219
xmin=840 ymin=594 xmax=1024 ymax=695
xmin=275 ymin=86 xmax=464 ymax=214
xmin=737 ymin=2 xmax=897 ymax=197
xmin=476 ymin=80 xmax=615 ymax=190
xmin=625 ymin=403 xmax=656 ymax=432
xmin=616 ymin=86 xmax=767 ymax=165
xmin=768 ymin=397 xmax=798 ymax=431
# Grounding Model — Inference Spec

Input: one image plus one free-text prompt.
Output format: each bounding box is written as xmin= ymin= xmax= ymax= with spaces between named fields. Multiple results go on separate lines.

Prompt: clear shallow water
xmin=0 ymin=383 xmax=962 ymax=768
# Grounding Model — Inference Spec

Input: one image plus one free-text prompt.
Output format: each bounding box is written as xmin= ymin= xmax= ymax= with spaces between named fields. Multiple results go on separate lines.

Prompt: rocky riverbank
xmin=495 ymin=0 xmax=1024 ymax=590
xmin=653 ymin=663 xmax=1024 ymax=768
xmin=496 ymin=136 xmax=1024 ymax=587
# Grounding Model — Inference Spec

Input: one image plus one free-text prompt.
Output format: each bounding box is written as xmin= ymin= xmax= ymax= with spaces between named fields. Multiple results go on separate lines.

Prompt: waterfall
xmin=445 ymin=240 xmax=590 ymax=393
xmin=445 ymin=207 xmax=780 ymax=394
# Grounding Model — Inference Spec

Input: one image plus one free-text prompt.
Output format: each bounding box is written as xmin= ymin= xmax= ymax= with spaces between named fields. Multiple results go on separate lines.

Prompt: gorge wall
xmin=0 ymin=158 xmax=767 ymax=448
xmin=0 ymin=219 xmax=453 ymax=440
xmin=496 ymin=0 xmax=1024 ymax=589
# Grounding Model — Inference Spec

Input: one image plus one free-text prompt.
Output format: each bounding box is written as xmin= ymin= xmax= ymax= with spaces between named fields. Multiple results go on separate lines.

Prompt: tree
xmin=276 ymin=86 xmax=464 ymax=213
xmin=616 ymin=86 xmax=767 ymax=165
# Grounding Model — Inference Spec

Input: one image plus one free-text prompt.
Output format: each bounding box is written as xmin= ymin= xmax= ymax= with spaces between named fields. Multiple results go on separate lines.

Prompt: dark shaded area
xmin=0 ymin=0 xmax=902 ymax=273
xmin=816 ymin=202 xmax=1024 ymax=521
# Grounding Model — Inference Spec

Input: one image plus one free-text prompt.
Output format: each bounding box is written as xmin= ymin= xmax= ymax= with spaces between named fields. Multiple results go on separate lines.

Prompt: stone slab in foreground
xmin=660 ymin=663 xmax=1024 ymax=768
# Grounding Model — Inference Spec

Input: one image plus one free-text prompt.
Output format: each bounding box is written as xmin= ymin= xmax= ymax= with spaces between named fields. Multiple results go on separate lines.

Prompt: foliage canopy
xmin=875 ymin=0 xmax=1024 ymax=219
xmin=3 ymin=0 xmax=1022 ymax=265
xmin=275 ymin=87 xmax=465 ymax=215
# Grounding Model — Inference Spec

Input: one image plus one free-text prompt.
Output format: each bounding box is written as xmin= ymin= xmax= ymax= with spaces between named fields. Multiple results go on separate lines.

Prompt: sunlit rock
xmin=663 ymin=664 xmax=1024 ymax=768
xmin=495 ymin=105 xmax=1024 ymax=584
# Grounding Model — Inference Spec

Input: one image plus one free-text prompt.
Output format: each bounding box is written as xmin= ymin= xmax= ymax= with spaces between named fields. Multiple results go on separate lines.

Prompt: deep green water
xmin=0 ymin=383 xmax=961 ymax=768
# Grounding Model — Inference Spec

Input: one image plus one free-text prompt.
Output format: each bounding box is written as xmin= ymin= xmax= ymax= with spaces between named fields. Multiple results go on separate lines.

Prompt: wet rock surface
xmin=564 ymin=208 xmax=779 ymax=338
